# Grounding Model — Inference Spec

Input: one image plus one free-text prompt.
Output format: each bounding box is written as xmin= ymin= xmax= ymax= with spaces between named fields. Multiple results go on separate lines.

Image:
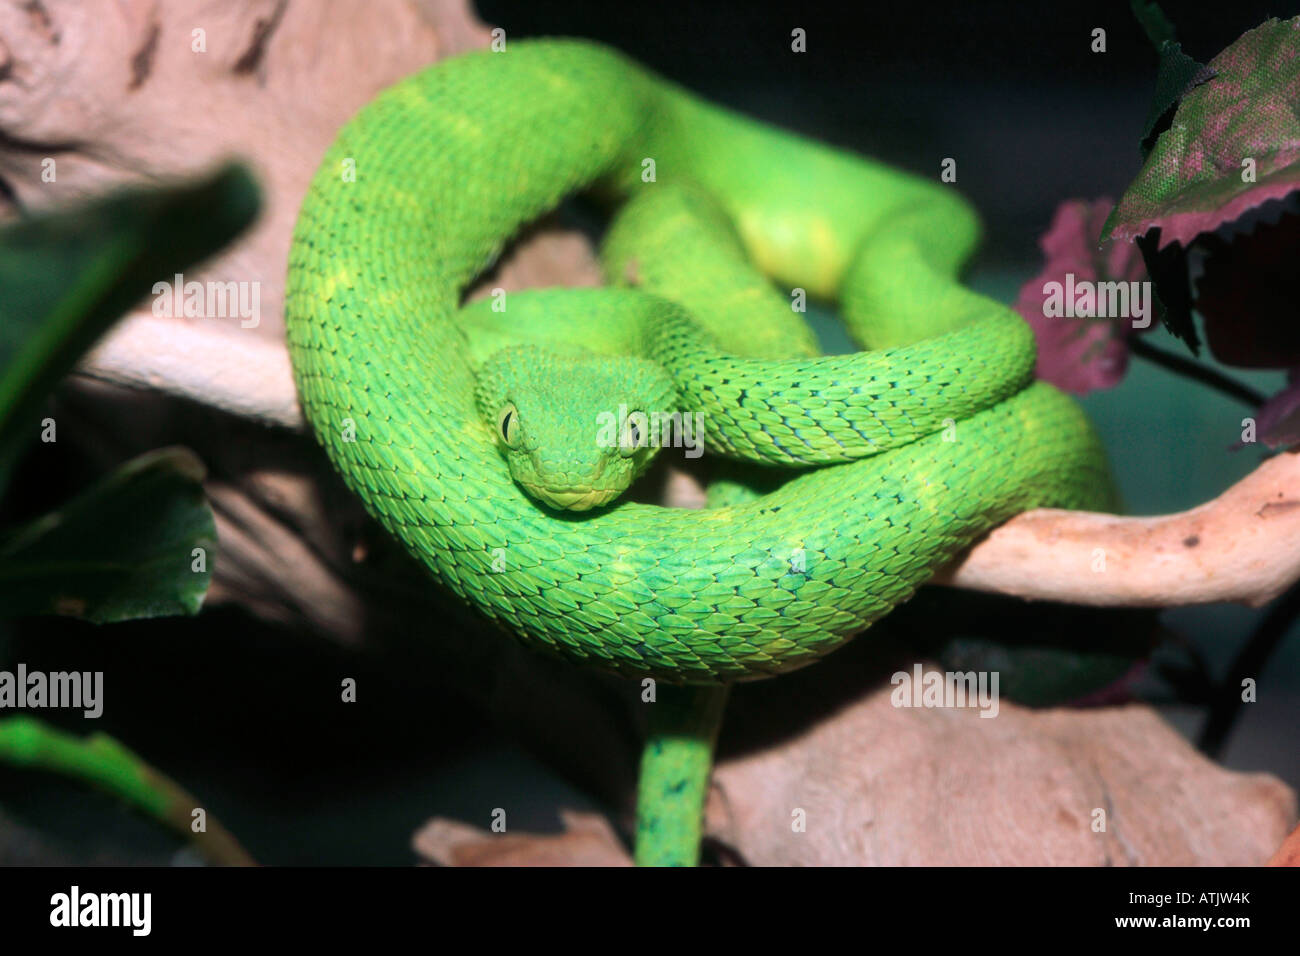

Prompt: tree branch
xmin=934 ymin=450 xmax=1300 ymax=608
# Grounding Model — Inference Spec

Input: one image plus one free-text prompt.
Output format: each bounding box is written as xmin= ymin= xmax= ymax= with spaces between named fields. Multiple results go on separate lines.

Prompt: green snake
xmin=284 ymin=39 xmax=1114 ymax=865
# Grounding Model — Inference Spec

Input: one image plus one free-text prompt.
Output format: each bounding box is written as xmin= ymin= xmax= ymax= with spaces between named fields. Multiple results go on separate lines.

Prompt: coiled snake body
xmin=285 ymin=39 xmax=1114 ymax=865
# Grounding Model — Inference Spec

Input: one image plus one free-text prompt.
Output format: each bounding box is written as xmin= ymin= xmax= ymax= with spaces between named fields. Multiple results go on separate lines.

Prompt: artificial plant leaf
xmin=1129 ymin=0 xmax=1178 ymax=49
xmin=1253 ymin=369 xmax=1300 ymax=448
xmin=901 ymin=590 xmax=1158 ymax=708
xmin=1191 ymin=197 xmax=1300 ymax=368
xmin=1012 ymin=198 xmax=1149 ymax=394
xmin=0 ymin=448 xmax=216 ymax=623
xmin=1129 ymin=2 xmax=1217 ymax=158
xmin=1138 ymin=45 xmax=1216 ymax=159
xmin=0 ymin=164 xmax=259 ymax=484
xmin=1104 ymin=17 xmax=1300 ymax=359
xmin=1134 ymin=228 xmax=1198 ymax=350
xmin=1105 ymin=18 xmax=1300 ymax=252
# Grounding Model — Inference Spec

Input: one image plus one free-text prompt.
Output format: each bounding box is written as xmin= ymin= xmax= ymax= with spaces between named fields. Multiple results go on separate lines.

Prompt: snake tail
xmin=634 ymin=683 xmax=730 ymax=866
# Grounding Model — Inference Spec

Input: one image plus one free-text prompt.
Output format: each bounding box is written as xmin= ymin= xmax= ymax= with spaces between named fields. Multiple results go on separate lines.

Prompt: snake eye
xmin=619 ymin=414 xmax=646 ymax=458
xmin=498 ymin=403 xmax=521 ymax=448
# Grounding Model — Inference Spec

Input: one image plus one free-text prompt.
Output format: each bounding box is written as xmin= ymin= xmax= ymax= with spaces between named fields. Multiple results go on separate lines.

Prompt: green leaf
xmin=1138 ymin=43 xmax=1216 ymax=160
xmin=1130 ymin=0 xmax=1178 ymax=49
xmin=0 ymin=448 xmax=216 ymax=623
xmin=1127 ymin=2 xmax=1217 ymax=160
xmin=901 ymin=590 xmax=1158 ymax=707
xmin=935 ymin=636 xmax=1140 ymax=708
xmin=0 ymin=716 xmax=254 ymax=865
xmin=0 ymin=164 xmax=259 ymax=484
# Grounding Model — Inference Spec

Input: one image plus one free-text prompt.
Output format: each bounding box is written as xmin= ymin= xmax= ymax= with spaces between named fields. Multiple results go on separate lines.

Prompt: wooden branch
xmin=81 ymin=314 xmax=302 ymax=427
xmin=934 ymin=450 xmax=1300 ymax=609
xmin=72 ymin=311 xmax=1300 ymax=613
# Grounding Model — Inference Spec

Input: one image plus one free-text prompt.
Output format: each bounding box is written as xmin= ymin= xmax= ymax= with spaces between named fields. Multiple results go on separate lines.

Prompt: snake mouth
xmin=520 ymin=482 xmax=622 ymax=512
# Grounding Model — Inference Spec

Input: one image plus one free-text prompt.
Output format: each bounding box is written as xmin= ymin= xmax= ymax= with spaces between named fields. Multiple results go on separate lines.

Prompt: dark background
xmin=1 ymin=0 xmax=1297 ymax=865
xmin=479 ymin=0 xmax=1289 ymax=265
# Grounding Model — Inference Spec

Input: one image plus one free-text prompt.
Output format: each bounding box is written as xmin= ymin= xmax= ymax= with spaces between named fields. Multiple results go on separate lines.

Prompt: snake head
xmin=476 ymin=345 xmax=678 ymax=511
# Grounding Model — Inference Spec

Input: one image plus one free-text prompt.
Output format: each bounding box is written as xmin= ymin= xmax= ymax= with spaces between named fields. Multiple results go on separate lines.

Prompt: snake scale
xmin=284 ymin=39 xmax=1114 ymax=865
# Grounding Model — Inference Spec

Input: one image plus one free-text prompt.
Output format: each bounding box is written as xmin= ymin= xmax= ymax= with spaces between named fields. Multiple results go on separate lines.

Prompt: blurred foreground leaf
xmin=0 ymin=716 xmax=253 ymax=865
xmin=0 ymin=164 xmax=259 ymax=485
xmin=0 ymin=448 xmax=216 ymax=623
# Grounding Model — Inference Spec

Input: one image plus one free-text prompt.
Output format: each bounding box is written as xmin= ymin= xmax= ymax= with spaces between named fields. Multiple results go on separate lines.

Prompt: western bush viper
xmin=285 ymin=39 xmax=1114 ymax=865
